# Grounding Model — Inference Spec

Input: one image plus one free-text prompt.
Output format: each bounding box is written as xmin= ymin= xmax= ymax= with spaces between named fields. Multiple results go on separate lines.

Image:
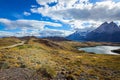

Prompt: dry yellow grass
xmin=0 ymin=37 xmax=120 ymax=80
xmin=0 ymin=37 xmax=21 ymax=47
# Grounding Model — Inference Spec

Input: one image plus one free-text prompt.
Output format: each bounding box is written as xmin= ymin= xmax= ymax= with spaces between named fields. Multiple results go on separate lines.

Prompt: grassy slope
xmin=0 ymin=37 xmax=120 ymax=80
xmin=0 ymin=37 xmax=21 ymax=47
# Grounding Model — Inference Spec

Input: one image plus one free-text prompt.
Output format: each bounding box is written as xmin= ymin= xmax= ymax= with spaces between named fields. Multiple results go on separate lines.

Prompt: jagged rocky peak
xmin=103 ymin=21 xmax=108 ymax=25
xmin=107 ymin=21 xmax=120 ymax=32
xmin=109 ymin=21 xmax=119 ymax=28
xmin=100 ymin=21 xmax=108 ymax=26
xmin=93 ymin=21 xmax=120 ymax=33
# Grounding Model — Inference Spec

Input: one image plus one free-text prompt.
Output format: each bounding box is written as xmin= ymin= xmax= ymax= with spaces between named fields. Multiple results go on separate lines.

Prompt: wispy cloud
xmin=23 ymin=11 xmax=31 ymax=16
xmin=0 ymin=18 xmax=62 ymax=30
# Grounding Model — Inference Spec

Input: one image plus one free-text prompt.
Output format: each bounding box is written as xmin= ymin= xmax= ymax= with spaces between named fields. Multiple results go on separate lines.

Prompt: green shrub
xmin=0 ymin=61 xmax=10 ymax=69
xmin=17 ymin=45 xmax=32 ymax=49
xmin=17 ymin=45 xmax=26 ymax=49
xmin=66 ymin=74 xmax=76 ymax=80
xmin=37 ymin=65 xmax=56 ymax=79
xmin=51 ymin=50 xmax=59 ymax=54
xmin=19 ymin=62 xmax=27 ymax=68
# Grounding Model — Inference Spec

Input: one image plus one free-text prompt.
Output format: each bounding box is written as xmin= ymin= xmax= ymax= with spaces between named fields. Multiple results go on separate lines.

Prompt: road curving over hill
xmin=0 ymin=41 xmax=25 ymax=49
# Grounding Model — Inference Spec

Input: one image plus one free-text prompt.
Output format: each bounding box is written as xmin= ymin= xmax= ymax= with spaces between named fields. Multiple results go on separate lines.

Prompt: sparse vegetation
xmin=0 ymin=37 xmax=120 ymax=80
xmin=17 ymin=45 xmax=33 ymax=49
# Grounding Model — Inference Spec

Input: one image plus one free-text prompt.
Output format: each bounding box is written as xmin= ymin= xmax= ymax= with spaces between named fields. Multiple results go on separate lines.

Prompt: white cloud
xmin=0 ymin=18 xmax=62 ymax=30
xmin=102 ymin=0 xmax=119 ymax=2
xmin=0 ymin=28 xmax=73 ymax=37
xmin=23 ymin=11 xmax=31 ymax=16
xmin=31 ymin=5 xmax=38 ymax=8
xmin=36 ymin=0 xmax=57 ymax=5
xmin=14 ymin=28 xmax=41 ymax=37
xmin=36 ymin=0 xmax=89 ymax=5
xmin=0 ymin=18 xmax=64 ymax=37
xmin=33 ymin=1 xmax=120 ymax=21
xmin=0 ymin=30 xmax=41 ymax=37
xmin=69 ymin=20 xmax=103 ymax=29
xmin=0 ymin=31 xmax=14 ymax=37
xmin=39 ymin=28 xmax=73 ymax=37
xmin=31 ymin=0 xmax=120 ymax=29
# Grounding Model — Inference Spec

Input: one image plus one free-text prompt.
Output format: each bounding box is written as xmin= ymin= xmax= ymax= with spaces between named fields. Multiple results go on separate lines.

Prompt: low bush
xmin=37 ymin=65 xmax=57 ymax=79
xmin=0 ymin=61 xmax=10 ymax=69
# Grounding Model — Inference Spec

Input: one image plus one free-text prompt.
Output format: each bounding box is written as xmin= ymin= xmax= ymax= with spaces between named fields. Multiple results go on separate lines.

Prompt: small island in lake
xmin=111 ymin=49 xmax=120 ymax=54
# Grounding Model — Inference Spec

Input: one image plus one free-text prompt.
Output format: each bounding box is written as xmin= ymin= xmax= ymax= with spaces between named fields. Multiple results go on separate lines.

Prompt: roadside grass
xmin=0 ymin=37 xmax=21 ymax=47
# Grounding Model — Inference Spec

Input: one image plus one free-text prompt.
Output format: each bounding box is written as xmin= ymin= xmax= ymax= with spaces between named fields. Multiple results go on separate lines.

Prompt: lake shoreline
xmin=78 ymin=46 xmax=120 ymax=55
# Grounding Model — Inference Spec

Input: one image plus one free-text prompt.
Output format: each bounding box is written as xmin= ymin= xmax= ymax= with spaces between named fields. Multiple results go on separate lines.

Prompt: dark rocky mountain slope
xmin=86 ymin=22 xmax=120 ymax=42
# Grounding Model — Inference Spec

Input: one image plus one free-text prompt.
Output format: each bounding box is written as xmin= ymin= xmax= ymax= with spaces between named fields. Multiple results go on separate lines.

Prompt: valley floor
xmin=0 ymin=37 xmax=120 ymax=80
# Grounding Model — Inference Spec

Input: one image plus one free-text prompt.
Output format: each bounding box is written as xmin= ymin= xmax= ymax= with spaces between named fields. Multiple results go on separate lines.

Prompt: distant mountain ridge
xmin=66 ymin=31 xmax=86 ymax=41
xmin=43 ymin=36 xmax=70 ymax=41
xmin=66 ymin=28 xmax=94 ymax=41
xmin=67 ymin=21 xmax=120 ymax=42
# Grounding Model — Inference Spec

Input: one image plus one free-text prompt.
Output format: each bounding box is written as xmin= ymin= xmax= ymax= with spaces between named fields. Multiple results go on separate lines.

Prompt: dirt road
xmin=0 ymin=41 xmax=25 ymax=49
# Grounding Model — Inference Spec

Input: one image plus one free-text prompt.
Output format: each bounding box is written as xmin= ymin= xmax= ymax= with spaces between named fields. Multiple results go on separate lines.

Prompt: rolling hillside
xmin=0 ymin=37 xmax=120 ymax=80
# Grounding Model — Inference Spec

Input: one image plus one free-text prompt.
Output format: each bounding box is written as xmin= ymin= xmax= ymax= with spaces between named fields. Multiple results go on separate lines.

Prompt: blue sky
xmin=0 ymin=0 xmax=120 ymax=37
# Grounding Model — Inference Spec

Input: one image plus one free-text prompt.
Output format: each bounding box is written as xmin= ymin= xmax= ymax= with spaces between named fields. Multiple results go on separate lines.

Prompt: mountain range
xmin=66 ymin=27 xmax=94 ymax=41
xmin=66 ymin=21 xmax=120 ymax=42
